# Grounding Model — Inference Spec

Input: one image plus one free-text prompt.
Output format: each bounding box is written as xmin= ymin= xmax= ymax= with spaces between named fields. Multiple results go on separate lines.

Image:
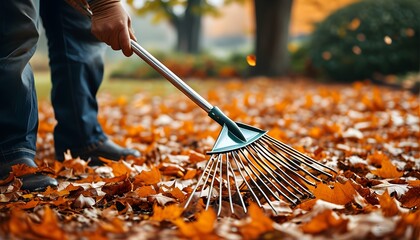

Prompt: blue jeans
xmin=0 ymin=0 xmax=107 ymax=162
xmin=40 ymin=0 xmax=107 ymax=158
xmin=0 ymin=0 xmax=39 ymax=161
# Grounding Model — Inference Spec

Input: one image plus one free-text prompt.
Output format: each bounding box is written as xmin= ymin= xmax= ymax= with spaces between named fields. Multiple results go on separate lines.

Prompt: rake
xmin=67 ymin=1 xmax=336 ymax=215
xmin=129 ymin=41 xmax=336 ymax=215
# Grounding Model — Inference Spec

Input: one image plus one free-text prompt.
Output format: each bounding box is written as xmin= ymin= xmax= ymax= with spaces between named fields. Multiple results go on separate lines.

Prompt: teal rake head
xmin=183 ymin=106 xmax=336 ymax=216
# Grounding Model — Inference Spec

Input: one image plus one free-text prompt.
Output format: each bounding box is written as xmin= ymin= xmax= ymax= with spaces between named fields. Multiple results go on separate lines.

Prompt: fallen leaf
xmin=135 ymin=185 xmax=157 ymax=198
xmin=150 ymin=204 xmax=183 ymax=222
xmin=73 ymin=194 xmax=96 ymax=208
xmin=174 ymin=208 xmax=217 ymax=239
xmin=378 ymin=191 xmax=400 ymax=217
xmin=239 ymin=202 xmax=274 ymax=239
xmin=135 ymin=167 xmax=161 ymax=185
xmin=371 ymin=159 xmax=404 ymax=178
xmin=301 ymin=209 xmax=348 ymax=234
xmin=28 ymin=205 xmax=67 ymax=239
xmin=398 ymin=187 xmax=420 ymax=208
xmin=311 ymin=181 xmax=357 ymax=205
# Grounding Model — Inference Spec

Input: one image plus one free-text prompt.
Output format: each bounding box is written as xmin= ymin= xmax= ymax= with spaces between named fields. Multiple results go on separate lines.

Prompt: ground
xmin=0 ymin=77 xmax=419 ymax=239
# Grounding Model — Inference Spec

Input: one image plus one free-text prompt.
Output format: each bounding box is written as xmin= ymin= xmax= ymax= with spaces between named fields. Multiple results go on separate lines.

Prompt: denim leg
xmin=0 ymin=0 xmax=39 ymax=162
xmin=40 ymin=0 xmax=107 ymax=158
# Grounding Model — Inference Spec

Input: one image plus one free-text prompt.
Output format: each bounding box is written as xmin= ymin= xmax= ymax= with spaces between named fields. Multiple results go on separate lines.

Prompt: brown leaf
xmin=102 ymin=178 xmax=133 ymax=196
xmin=399 ymin=187 xmax=420 ymax=209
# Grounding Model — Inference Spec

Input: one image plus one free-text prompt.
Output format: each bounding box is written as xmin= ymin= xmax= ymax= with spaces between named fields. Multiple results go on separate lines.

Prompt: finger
xmin=110 ymin=31 xmax=121 ymax=51
xmin=120 ymin=27 xmax=133 ymax=57
xmin=128 ymin=17 xmax=137 ymax=41
xmin=129 ymin=28 xmax=137 ymax=42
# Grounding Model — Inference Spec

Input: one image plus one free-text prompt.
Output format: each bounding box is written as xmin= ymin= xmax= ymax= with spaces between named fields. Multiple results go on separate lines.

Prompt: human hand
xmin=90 ymin=0 xmax=136 ymax=56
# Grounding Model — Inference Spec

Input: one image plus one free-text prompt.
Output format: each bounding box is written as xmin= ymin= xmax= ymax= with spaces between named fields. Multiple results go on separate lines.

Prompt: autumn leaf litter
xmin=0 ymin=78 xmax=419 ymax=239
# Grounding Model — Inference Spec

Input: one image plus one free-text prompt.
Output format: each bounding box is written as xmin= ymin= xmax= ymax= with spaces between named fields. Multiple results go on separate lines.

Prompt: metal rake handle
xmin=130 ymin=40 xmax=213 ymax=113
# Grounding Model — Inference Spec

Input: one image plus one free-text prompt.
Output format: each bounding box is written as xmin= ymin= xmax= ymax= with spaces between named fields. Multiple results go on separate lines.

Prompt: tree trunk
xmin=175 ymin=0 xmax=202 ymax=53
xmin=252 ymin=0 xmax=293 ymax=76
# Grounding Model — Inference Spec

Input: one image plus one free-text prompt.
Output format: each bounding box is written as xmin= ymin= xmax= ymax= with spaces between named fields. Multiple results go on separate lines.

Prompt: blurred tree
xmin=127 ymin=0 xmax=241 ymax=53
xmin=252 ymin=0 xmax=293 ymax=77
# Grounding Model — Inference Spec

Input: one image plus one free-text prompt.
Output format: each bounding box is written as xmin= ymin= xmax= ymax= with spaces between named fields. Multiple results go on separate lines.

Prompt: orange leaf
xmin=239 ymin=203 xmax=274 ymax=239
xmin=135 ymin=185 xmax=157 ymax=198
xmin=19 ymin=199 xmax=40 ymax=210
xmin=99 ymin=217 xmax=127 ymax=234
xmin=311 ymin=181 xmax=356 ymax=205
xmin=378 ymin=191 xmax=400 ymax=217
xmin=183 ymin=169 xmax=197 ymax=180
xmin=188 ymin=150 xmax=206 ymax=163
xmin=367 ymin=151 xmax=388 ymax=165
xmin=174 ymin=208 xmax=217 ymax=239
xmin=135 ymin=167 xmax=161 ymax=185
xmin=170 ymin=187 xmax=185 ymax=201
xmin=301 ymin=209 xmax=348 ymax=234
xmin=371 ymin=158 xmax=403 ymax=178
xmin=11 ymin=164 xmax=37 ymax=177
xmin=28 ymin=205 xmax=67 ymax=239
xmin=102 ymin=159 xmax=132 ymax=177
xmin=151 ymin=204 xmax=183 ymax=222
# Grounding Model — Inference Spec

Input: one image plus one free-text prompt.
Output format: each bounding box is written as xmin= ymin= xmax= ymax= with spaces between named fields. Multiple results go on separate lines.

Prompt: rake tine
xmin=245 ymin=145 xmax=302 ymax=199
xmin=225 ymin=154 xmax=235 ymax=214
xmin=228 ymin=154 xmax=247 ymax=213
xmin=264 ymin=135 xmax=336 ymax=175
xmin=259 ymin=138 xmax=326 ymax=182
xmin=217 ymin=154 xmax=224 ymax=216
xmin=184 ymin=154 xmax=217 ymax=209
xmin=206 ymin=154 xmax=222 ymax=210
xmin=248 ymin=143 xmax=311 ymax=197
xmin=231 ymin=151 xmax=264 ymax=208
xmin=255 ymin=139 xmax=300 ymax=171
xmin=232 ymin=151 xmax=278 ymax=213
xmin=239 ymin=148 xmax=298 ymax=205
xmin=252 ymin=141 xmax=318 ymax=186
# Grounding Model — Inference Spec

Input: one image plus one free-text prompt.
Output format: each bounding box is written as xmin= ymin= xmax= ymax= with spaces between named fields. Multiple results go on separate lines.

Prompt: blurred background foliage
xmin=308 ymin=0 xmax=420 ymax=82
xmin=32 ymin=0 xmax=419 ymax=94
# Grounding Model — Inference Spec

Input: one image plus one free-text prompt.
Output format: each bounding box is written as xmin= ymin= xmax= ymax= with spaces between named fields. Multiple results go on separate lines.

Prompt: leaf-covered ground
xmin=0 ymin=78 xmax=419 ymax=239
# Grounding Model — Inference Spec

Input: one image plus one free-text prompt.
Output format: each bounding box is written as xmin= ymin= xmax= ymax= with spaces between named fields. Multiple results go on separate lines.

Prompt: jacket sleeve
xmin=65 ymin=0 xmax=91 ymax=16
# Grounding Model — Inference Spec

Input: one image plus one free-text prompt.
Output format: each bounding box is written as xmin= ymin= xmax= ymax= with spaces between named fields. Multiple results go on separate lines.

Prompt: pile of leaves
xmin=0 ymin=78 xmax=419 ymax=239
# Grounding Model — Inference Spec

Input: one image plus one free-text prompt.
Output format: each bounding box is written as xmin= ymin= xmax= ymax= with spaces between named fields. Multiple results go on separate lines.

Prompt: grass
xmin=34 ymin=70 xmax=219 ymax=101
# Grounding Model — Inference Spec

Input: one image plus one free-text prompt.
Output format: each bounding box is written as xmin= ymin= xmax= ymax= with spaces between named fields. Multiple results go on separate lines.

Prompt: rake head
xmin=184 ymin=123 xmax=336 ymax=216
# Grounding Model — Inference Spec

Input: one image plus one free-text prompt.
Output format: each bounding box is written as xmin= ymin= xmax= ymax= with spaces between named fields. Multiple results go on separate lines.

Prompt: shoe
xmin=57 ymin=139 xmax=141 ymax=165
xmin=0 ymin=157 xmax=58 ymax=192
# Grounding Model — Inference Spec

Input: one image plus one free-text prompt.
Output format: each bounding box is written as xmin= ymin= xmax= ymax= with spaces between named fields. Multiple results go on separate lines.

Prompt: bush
xmin=309 ymin=0 xmax=420 ymax=81
xmin=110 ymin=51 xmax=252 ymax=80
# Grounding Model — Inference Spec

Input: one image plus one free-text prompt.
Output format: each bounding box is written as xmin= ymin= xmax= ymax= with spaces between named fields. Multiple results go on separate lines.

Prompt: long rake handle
xmin=131 ymin=40 xmax=214 ymax=113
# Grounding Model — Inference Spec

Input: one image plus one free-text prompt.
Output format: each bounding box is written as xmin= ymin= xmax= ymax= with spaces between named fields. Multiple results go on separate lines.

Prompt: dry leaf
xmin=311 ymin=181 xmax=357 ymax=205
